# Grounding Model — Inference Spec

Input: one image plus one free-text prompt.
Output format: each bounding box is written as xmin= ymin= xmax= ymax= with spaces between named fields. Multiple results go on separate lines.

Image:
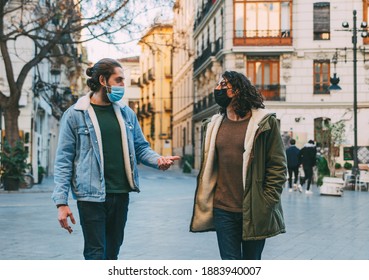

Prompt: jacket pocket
xmin=254 ymin=179 xmax=276 ymax=210
xmin=77 ymin=126 xmax=91 ymax=151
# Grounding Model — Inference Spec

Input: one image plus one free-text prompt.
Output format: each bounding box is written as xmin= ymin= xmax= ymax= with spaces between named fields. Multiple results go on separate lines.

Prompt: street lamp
xmin=330 ymin=10 xmax=367 ymax=175
xmin=329 ymin=51 xmax=341 ymax=90
xmin=50 ymin=65 xmax=61 ymax=104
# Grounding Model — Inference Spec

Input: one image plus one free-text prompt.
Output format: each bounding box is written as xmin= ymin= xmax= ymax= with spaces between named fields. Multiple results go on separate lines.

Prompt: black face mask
xmin=214 ymin=88 xmax=232 ymax=108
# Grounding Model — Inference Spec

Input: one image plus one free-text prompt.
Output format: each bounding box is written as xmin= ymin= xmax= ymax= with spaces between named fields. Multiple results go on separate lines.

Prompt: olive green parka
xmin=190 ymin=109 xmax=287 ymax=240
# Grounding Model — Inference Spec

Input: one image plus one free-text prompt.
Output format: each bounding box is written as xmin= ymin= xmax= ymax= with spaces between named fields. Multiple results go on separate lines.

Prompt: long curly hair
xmin=219 ymin=71 xmax=265 ymax=117
xmin=86 ymin=58 xmax=122 ymax=92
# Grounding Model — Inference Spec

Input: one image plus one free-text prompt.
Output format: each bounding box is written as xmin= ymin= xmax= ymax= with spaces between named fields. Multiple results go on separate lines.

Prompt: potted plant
xmin=344 ymin=161 xmax=353 ymax=170
xmin=0 ymin=140 xmax=29 ymax=191
xmin=38 ymin=165 xmax=46 ymax=184
xmin=317 ymin=156 xmax=330 ymax=186
xmin=334 ymin=162 xmax=343 ymax=178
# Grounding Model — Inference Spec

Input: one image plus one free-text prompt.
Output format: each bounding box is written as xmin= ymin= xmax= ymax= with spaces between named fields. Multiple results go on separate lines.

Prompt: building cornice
xmin=230 ymin=46 xmax=295 ymax=55
xmin=266 ymin=101 xmax=369 ymax=109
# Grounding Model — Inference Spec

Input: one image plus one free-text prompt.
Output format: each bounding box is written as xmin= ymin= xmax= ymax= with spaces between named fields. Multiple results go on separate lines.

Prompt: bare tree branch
xmin=0 ymin=0 xmax=175 ymax=145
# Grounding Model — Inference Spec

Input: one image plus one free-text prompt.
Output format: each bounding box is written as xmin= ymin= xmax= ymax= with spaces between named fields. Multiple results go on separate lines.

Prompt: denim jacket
xmin=52 ymin=93 xmax=160 ymax=205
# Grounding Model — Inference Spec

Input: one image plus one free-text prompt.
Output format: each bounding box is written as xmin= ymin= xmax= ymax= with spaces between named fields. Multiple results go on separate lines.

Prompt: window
xmin=314 ymin=60 xmax=330 ymax=94
xmin=313 ymin=2 xmax=330 ymax=40
xmin=234 ymin=0 xmax=292 ymax=46
xmin=247 ymin=57 xmax=282 ymax=100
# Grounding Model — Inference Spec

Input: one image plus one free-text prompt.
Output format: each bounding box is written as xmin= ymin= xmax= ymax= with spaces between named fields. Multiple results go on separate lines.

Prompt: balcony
xmin=137 ymin=106 xmax=143 ymax=117
xmin=193 ymin=92 xmax=216 ymax=114
xmin=138 ymin=104 xmax=151 ymax=117
xmin=143 ymin=73 xmax=149 ymax=85
xmin=256 ymin=85 xmax=286 ymax=101
xmin=214 ymin=37 xmax=223 ymax=55
xmin=159 ymin=132 xmax=172 ymax=140
xmin=147 ymin=102 xmax=155 ymax=114
xmin=194 ymin=0 xmax=215 ymax=31
xmin=233 ymin=29 xmax=292 ymax=46
xmin=138 ymin=77 xmax=144 ymax=88
xmin=164 ymin=101 xmax=172 ymax=112
xmin=194 ymin=45 xmax=215 ymax=71
xmin=148 ymin=68 xmax=155 ymax=80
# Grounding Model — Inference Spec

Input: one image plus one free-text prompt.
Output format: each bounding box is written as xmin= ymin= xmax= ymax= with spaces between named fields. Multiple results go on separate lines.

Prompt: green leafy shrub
xmin=317 ymin=156 xmax=330 ymax=186
xmin=344 ymin=162 xmax=353 ymax=170
xmin=0 ymin=140 xmax=28 ymax=181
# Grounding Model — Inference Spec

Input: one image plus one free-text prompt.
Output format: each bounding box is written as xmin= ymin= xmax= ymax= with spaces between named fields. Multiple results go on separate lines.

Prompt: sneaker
xmin=305 ymin=190 xmax=313 ymax=194
xmin=297 ymin=184 xmax=303 ymax=193
xmin=288 ymin=188 xmax=293 ymax=192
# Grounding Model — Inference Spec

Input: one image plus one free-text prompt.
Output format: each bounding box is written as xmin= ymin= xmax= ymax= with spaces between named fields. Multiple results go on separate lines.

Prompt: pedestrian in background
xmin=190 ymin=71 xmax=287 ymax=260
xmin=52 ymin=58 xmax=180 ymax=260
xmin=286 ymin=139 xmax=302 ymax=192
xmin=298 ymin=140 xmax=317 ymax=194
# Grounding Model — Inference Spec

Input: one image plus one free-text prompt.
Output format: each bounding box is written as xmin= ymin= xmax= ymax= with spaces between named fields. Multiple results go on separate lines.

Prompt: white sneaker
xmin=289 ymin=188 xmax=293 ymax=192
xmin=305 ymin=190 xmax=313 ymax=194
xmin=293 ymin=184 xmax=297 ymax=191
xmin=297 ymin=184 xmax=303 ymax=193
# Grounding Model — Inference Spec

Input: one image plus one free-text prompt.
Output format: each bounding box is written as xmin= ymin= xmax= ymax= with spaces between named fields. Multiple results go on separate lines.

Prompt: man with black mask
xmin=190 ymin=71 xmax=287 ymax=260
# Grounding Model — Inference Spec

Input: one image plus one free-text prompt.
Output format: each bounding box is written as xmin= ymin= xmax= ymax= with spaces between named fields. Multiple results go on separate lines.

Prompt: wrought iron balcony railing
xmin=256 ymin=84 xmax=286 ymax=101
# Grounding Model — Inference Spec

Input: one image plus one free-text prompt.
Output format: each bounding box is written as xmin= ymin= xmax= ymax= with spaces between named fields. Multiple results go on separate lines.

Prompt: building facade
xmin=138 ymin=24 xmax=173 ymax=156
xmin=0 ymin=1 xmax=85 ymax=182
xmin=118 ymin=56 xmax=141 ymax=114
xmin=172 ymin=0 xmax=195 ymax=165
xmin=186 ymin=0 xmax=369 ymax=169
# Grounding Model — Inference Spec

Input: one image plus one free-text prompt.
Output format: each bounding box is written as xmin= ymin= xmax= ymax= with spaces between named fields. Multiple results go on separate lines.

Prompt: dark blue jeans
xmin=301 ymin=166 xmax=313 ymax=190
xmin=288 ymin=166 xmax=299 ymax=188
xmin=77 ymin=193 xmax=129 ymax=260
xmin=213 ymin=208 xmax=266 ymax=260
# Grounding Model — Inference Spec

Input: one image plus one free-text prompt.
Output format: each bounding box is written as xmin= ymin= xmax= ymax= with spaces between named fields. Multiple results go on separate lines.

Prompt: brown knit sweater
xmin=214 ymin=115 xmax=251 ymax=212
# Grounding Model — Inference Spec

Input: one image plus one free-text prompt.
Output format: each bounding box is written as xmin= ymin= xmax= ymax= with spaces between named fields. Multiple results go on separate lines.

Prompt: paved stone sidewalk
xmin=0 ymin=165 xmax=368 ymax=260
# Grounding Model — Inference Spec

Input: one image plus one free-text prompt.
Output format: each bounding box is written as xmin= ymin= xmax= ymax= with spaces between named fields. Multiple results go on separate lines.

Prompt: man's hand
xmin=158 ymin=156 xmax=181 ymax=171
xmin=57 ymin=205 xmax=76 ymax=234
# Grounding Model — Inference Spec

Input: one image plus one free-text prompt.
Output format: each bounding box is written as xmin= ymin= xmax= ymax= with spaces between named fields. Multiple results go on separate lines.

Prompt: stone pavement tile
xmin=1 ymin=165 xmax=369 ymax=260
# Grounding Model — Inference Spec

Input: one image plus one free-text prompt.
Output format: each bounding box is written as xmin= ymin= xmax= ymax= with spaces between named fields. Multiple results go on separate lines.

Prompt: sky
xmin=84 ymin=1 xmax=174 ymax=63
xmin=86 ymin=40 xmax=141 ymax=63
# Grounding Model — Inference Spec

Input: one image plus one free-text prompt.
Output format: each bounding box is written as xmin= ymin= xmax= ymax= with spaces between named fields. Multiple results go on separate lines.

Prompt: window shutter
xmin=314 ymin=2 xmax=330 ymax=32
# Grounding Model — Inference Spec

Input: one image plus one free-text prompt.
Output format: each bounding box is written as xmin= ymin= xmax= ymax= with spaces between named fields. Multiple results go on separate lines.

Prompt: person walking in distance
xmin=286 ymin=139 xmax=302 ymax=192
xmin=298 ymin=140 xmax=317 ymax=194
xmin=190 ymin=71 xmax=287 ymax=260
xmin=52 ymin=58 xmax=180 ymax=260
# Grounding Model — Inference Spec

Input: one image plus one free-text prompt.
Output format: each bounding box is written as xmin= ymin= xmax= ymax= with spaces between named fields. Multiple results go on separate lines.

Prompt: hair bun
xmin=86 ymin=78 xmax=99 ymax=91
xmin=86 ymin=67 xmax=94 ymax=77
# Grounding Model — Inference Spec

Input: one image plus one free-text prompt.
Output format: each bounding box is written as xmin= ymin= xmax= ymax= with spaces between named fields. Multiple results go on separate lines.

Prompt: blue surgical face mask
xmin=106 ymin=85 xmax=125 ymax=103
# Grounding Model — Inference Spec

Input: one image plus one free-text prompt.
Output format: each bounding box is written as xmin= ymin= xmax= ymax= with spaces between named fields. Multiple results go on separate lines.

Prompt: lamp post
xmin=351 ymin=10 xmax=359 ymax=175
xmin=50 ymin=65 xmax=61 ymax=105
xmin=330 ymin=10 xmax=366 ymax=175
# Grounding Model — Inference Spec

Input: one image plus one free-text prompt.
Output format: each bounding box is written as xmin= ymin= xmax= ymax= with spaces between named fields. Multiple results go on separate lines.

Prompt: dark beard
xmin=101 ymin=87 xmax=111 ymax=103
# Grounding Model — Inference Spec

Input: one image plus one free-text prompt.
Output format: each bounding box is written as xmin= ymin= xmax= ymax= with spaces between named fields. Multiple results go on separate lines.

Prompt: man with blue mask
xmin=104 ymin=78 xmax=125 ymax=103
xmin=52 ymin=58 xmax=180 ymax=260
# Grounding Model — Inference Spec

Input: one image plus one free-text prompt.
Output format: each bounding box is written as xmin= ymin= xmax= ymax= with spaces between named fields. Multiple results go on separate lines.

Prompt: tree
xmin=0 ymin=0 xmax=174 ymax=146
xmin=320 ymin=120 xmax=346 ymax=177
